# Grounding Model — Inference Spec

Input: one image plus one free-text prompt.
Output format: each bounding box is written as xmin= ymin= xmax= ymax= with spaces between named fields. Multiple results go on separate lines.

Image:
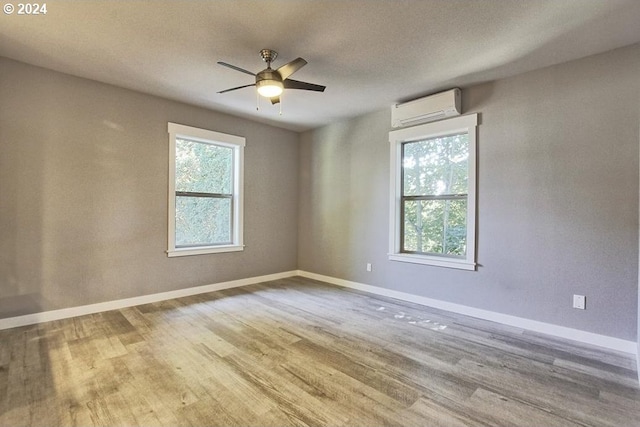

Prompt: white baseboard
xmin=0 ymin=271 xmax=298 ymax=331
xmin=2 ymin=269 xmax=637 ymax=358
xmin=297 ymin=270 xmax=638 ymax=355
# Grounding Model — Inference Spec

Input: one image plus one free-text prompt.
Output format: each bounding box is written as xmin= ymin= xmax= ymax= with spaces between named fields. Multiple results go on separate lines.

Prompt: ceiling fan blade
xmin=276 ymin=58 xmax=307 ymax=80
xmin=217 ymin=61 xmax=256 ymax=76
xmin=283 ymin=79 xmax=326 ymax=92
xmin=217 ymin=83 xmax=256 ymax=94
xmin=270 ymin=96 xmax=281 ymax=105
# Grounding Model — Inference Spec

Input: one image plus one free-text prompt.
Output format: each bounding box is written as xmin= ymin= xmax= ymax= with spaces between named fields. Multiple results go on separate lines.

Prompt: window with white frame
xmin=167 ymin=123 xmax=244 ymax=257
xmin=389 ymin=114 xmax=477 ymax=270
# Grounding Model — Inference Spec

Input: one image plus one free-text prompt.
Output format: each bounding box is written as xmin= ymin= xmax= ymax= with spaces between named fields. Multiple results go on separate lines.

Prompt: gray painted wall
xmin=0 ymin=58 xmax=299 ymax=318
xmin=298 ymin=44 xmax=640 ymax=340
xmin=2 ymin=44 xmax=639 ymax=342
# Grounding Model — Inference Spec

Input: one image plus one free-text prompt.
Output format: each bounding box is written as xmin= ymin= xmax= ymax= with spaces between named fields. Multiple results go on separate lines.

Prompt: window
xmin=167 ymin=123 xmax=244 ymax=257
xmin=389 ymin=114 xmax=477 ymax=270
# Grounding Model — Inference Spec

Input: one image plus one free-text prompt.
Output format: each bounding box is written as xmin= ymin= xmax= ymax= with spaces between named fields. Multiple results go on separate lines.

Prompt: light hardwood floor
xmin=1 ymin=276 xmax=639 ymax=426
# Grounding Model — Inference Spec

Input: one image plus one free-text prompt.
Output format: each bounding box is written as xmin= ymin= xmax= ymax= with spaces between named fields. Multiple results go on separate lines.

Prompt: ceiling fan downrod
xmin=259 ymin=49 xmax=278 ymax=68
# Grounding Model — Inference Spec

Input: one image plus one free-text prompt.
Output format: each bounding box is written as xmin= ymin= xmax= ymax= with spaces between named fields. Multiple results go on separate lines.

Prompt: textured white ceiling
xmin=2 ymin=0 xmax=640 ymax=131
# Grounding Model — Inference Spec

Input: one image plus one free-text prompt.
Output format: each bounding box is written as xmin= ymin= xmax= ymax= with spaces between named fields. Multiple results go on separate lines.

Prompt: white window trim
xmin=388 ymin=114 xmax=478 ymax=270
xmin=167 ymin=122 xmax=245 ymax=257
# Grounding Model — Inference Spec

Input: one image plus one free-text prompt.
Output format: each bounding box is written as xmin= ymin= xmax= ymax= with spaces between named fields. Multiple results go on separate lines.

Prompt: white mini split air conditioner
xmin=391 ymin=88 xmax=461 ymax=128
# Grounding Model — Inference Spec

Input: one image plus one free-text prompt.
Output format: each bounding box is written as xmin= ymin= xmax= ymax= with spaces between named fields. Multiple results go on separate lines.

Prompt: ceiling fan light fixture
xmin=256 ymin=79 xmax=283 ymax=98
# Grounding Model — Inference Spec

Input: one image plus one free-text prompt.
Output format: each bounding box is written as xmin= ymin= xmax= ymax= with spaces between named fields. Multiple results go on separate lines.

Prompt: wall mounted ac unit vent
xmin=391 ymin=88 xmax=461 ymax=128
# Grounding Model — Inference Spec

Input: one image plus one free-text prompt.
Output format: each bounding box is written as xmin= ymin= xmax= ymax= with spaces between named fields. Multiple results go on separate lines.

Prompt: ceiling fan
xmin=217 ymin=49 xmax=326 ymax=105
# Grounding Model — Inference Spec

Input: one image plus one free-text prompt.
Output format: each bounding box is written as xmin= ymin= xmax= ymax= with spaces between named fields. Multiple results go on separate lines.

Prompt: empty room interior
xmin=2 ymin=1 xmax=640 ymax=426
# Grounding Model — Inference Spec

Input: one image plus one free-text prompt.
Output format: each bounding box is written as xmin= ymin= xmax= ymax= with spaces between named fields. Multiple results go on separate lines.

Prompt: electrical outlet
xmin=573 ymin=295 xmax=586 ymax=310
xmin=366 ymin=263 xmax=372 ymax=272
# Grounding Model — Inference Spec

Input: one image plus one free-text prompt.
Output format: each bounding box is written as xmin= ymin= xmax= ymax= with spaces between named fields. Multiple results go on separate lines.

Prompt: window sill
xmin=388 ymin=253 xmax=476 ymax=271
xmin=167 ymin=245 xmax=244 ymax=257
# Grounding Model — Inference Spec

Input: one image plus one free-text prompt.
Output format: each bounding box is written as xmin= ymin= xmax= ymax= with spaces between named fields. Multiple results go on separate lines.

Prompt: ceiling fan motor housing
xmin=256 ymin=68 xmax=283 ymax=86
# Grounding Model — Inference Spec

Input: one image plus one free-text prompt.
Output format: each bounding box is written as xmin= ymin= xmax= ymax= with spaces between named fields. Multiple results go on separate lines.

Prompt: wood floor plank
xmin=1 ymin=276 xmax=638 ymax=426
xmin=221 ymin=350 xmax=351 ymax=426
xmin=453 ymin=357 xmax=635 ymax=427
xmin=523 ymin=330 xmax=638 ymax=371
xmin=466 ymin=387 xmax=586 ymax=427
xmin=406 ymin=396 xmax=485 ymax=427
xmin=278 ymin=351 xmax=430 ymax=426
